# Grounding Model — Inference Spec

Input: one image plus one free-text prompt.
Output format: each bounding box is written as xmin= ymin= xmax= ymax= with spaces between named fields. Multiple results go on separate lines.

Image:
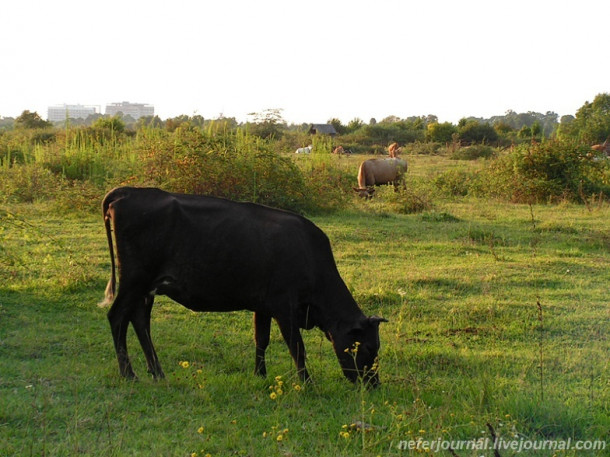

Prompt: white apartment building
xmin=105 ymin=101 xmax=154 ymax=119
xmin=47 ymin=104 xmax=99 ymax=122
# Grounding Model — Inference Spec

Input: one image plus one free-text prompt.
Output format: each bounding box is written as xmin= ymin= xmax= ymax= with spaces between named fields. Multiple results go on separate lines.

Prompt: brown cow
xmin=591 ymin=140 xmax=610 ymax=156
xmin=388 ymin=142 xmax=401 ymax=158
xmin=353 ymin=158 xmax=408 ymax=198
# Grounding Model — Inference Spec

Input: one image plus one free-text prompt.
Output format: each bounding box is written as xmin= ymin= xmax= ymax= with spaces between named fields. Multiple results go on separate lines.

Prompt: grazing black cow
xmin=100 ymin=187 xmax=386 ymax=385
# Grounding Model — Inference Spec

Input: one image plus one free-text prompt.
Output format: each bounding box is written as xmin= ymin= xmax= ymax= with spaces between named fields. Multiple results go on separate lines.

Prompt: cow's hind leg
xmin=131 ymin=294 xmax=165 ymax=379
xmin=254 ymin=312 xmax=272 ymax=377
xmin=276 ymin=317 xmax=310 ymax=382
xmin=107 ymin=291 xmax=140 ymax=379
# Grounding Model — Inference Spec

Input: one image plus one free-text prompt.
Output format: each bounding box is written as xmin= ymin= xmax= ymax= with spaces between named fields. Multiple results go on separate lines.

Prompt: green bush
xmin=458 ymin=121 xmax=498 ymax=144
xmin=450 ymin=144 xmax=496 ymax=160
xmin=0 ymin=164 xmax=61 ymax=203
xmin=407 ymin=141 xmax=441 ymax=155
xmin=136 ymin=126 xmax=349 ymax=214
xmin=433 ymin=169 xmax=478 ymax=196
xmin=474 ymin=139 xmax=609 ymax=202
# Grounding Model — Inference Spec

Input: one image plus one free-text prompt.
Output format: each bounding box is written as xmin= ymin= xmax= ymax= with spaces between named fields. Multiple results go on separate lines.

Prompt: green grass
xmin=1 ymin=191 xmax=609 ymax=455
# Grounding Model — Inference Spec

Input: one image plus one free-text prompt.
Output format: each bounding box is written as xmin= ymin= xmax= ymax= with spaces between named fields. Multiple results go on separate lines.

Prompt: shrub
xmin=407 ymin=142 xmax=441 ymax=155
xmin=450 ymin=144 xmax=496 ymax=160
xmin=458 ymin=121 xmax=498 ymax=144
xmin=372 ymin=185 xmax=433 ymax=214
xmin=0 ymin=163 xmax=61 ymax=203
xmin=474 ymin=139 xmax=609 ymax=202
xmin=433 ymin=169 xmax=478 ymax=196
xmin=426 ymin=122 xmax=457 ymax=143
xmin=136 ymin=126 xmax=348 ymax=214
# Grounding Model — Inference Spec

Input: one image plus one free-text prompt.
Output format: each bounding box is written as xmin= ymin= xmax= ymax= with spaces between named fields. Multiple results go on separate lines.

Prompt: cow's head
xmin=328 ymin=315 xmax=387 ymax=386
xmin=353 ymin=187 xmax=375 ymax=199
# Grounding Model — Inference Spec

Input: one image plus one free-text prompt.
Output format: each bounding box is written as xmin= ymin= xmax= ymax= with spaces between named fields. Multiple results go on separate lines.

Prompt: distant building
xmin=105 ymin=101 xmax=154 ymax=119
xmin=308 ymin=124 xmax=338 ymax=136
xmin=48 ymin=104 xmax=99 ymax=122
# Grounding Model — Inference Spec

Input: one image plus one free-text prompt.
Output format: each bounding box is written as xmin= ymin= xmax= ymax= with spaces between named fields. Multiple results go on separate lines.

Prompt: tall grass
xmin=0 ymin=125 xmax=350 ymax=213
xmin=2 ymin=126 xmax=609 ymax=215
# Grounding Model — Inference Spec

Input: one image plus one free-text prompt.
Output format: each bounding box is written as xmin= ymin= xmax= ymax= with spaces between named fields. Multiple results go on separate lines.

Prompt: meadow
xmin=0 ymin=152 xmax=609 ymax=456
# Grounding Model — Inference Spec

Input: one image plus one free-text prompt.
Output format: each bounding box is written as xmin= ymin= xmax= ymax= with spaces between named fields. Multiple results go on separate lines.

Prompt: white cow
xmin=295 ymin=145 xmax=313 ymax=154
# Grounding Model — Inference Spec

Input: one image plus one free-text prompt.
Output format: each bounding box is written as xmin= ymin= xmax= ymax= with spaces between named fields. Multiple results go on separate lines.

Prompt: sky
xmin=1 ymin=0 xmax=608 ymax=125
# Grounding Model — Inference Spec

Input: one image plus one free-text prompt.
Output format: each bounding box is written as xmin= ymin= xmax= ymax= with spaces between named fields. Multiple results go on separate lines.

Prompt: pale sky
xmin=1 ymin=0 xmax=608 ymax=125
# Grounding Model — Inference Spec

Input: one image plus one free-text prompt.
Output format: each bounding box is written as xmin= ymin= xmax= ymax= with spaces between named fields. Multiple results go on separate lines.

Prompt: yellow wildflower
xmin=197 ymin=426 xmax=204 ymax=434
xmin=180 ymin=361 xmax=190 ymax=369
xmin=276 ymin=434 xmax=283 ymax=442
xmin=269 ymin=392 xmax=277 ymax=400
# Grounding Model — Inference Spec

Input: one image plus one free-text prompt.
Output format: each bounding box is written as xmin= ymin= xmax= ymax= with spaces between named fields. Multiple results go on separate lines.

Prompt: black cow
xmin=100 ymin=187 xmax=386 ymax=385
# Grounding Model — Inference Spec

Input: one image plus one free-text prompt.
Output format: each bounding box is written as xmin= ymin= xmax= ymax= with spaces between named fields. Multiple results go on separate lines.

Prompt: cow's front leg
xmin=276 ymin=317 xmax=310 ymax=382
xmin=254 ymin=312 xmax=271 ymax=377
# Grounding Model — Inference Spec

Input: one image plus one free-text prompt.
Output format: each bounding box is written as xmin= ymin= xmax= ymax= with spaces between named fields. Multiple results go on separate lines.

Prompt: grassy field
xmin=0 ymin=155 xmax=608 ymax=456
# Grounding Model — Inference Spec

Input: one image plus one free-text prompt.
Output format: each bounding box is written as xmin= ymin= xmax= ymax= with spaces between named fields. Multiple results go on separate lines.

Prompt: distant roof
xmin=308 ymin=124 xmax=337 ymax=136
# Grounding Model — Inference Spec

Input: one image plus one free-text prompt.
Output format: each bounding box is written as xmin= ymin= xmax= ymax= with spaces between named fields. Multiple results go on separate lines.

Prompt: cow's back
xmin=360 ymin=158 xmax=407 ymax=186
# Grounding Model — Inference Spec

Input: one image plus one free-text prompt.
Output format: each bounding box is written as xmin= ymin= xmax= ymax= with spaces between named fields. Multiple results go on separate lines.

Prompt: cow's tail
xmin=98 ymin=192 xmax=117 ymax=308
xmin=356 ymin=163 xmax=366 ymax=189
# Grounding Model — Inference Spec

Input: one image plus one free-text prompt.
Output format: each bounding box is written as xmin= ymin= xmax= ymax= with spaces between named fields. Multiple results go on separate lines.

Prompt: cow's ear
xmin=369 ymin=316 xmax=388 ymax=325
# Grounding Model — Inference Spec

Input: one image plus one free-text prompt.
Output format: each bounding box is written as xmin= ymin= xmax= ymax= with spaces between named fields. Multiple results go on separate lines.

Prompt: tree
xmin=327 ymin=118 xmax=346 ymax=135
xmin=559 ymin=93 xmax=610 ymax=143
xmin=380 ymin=115 xmax=401 ymax=124
xmin=346 ymin=118 xmax=364 ymax=133
xmin=0 ymin=116 xmax=15 ymax=131
xmin=247 ymin=108 xmax=286 ymax=139
xmin=426 ymin=122 xmax=457 ymax=143
xmin=458 ymin=120 xmax=498 ymax=144
xmin=518 ymin=125 xmax=532 ymax=139
xmin=425 ymin=114 xmax=439 ymax=125
xmin=531 ymin=120 xmax=542 ymax=138
xmin=92 ymin=115 xmax=125 ymax=133
xmin=15 ymin=110 xmax=51 ymax=129
xmin=136 ymin=115 xmax=164 ymax=129
xmin=493 ymin=121 xmax=514 ymax=136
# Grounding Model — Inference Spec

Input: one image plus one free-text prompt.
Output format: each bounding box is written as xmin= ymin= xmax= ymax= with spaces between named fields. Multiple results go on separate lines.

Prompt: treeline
xmin=2 ymin=94 xmax=609 ymax=150
xmin=0 ymin=94 xmax=608 ymax=213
